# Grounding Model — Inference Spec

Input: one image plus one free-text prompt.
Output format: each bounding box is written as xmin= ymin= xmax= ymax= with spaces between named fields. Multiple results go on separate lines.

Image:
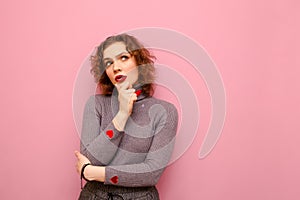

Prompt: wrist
xmin=83 ymin=165 xmax=94 ymax=181
xmin=84 ymin=165 xmax=106 ymax=182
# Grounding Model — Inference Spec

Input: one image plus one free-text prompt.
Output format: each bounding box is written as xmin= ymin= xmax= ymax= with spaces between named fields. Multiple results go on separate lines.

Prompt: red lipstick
xmin=115 ymin=75 xmax=127 ymax=83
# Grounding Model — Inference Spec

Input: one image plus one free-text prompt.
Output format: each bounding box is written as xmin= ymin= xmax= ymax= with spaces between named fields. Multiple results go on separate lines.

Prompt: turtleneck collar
xmin=134 ymin=84 xmax=147 ymax=102
xmin=110 ymin=83 xmax=147 ymax=102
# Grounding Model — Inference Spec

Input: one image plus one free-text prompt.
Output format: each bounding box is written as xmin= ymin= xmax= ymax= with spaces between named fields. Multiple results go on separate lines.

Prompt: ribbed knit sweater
xmin=80 ymin=92 xmax=178 ymax=187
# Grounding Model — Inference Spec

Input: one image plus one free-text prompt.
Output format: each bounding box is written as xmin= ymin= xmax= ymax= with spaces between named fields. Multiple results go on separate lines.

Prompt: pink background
xmin=1 ymin=0 xmax=299 ymax=199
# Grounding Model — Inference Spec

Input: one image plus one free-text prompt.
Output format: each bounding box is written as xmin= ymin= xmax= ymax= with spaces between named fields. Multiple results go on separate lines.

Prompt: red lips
xmin=115 ymin=75 xmax=127 ymax=83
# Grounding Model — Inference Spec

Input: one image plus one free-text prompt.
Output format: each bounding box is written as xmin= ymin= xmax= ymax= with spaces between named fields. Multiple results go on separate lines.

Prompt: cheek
xmin=125 ymin=60 xmax=138 ymax=73
xmin=125 ymin=65 xmax=139 ymax=79
xmin=105 ymin=69 xmax=115 ymax=83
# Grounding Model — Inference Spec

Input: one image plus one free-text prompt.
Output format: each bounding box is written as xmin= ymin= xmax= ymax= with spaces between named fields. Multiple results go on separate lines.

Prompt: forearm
xmin=105 ymin=163 xmax=165 ymax=187
xmin=104 ymin=138 xmax=175 ymax=187
xmin=84 ymin=165 xmax=106 ymax=182
xmin=81 ymin=121 xmax=124 ymax=165
xmin=112 ymin=111 xmax=129 ymax=131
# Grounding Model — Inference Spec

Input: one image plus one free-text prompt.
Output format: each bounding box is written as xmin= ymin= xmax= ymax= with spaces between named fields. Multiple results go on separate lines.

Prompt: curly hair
xmin=90 ymin=34 xmax=156 ymax=96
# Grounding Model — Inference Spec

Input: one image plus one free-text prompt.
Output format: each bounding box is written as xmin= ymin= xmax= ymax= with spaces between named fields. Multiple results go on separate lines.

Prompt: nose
xmin=113 ymin=60 xmax=122 ymax=73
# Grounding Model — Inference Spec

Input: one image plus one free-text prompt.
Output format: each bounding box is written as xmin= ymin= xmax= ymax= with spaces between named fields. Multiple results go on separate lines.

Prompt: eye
xmin=105 ymin=61 xmax=113 ymax=67
xmin=121 ymin=55 xmax=129 ymax=61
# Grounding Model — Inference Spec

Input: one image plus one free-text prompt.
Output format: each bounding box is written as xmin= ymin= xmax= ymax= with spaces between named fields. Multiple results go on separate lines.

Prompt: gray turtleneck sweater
xmin=80 ymin=92 xmax=178 ymax=187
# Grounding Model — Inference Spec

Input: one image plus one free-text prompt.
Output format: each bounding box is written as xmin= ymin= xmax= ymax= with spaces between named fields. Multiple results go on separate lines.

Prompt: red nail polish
xmin=135 ymin=90 xmax=142 ymax=97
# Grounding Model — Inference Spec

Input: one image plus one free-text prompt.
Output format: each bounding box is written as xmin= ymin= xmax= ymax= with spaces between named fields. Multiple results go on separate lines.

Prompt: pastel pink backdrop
xmin=0 ymin=0 xmax=299 ymax=199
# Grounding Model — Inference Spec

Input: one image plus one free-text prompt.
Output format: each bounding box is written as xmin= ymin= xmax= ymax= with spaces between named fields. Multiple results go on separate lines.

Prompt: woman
xmin=75 ymin=34 xmax=178 ymax=200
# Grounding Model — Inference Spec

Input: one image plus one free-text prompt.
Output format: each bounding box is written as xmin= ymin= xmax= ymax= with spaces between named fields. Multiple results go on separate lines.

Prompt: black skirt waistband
xmin=79 ymin=181 xmax=159 ymax=200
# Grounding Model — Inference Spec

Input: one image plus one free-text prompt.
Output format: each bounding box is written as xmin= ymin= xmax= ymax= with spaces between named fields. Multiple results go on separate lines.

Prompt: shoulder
xmin=84 ymin=94 xmax=112 ymax=111
xmin=150 ymin=97 xmax=177 ymax=111
xmin=146 ymin=97 xmax=179 ymax=134
xmin=94 ymin=94 xmax=111 ymax=102
xmin=86 ymin=94 xmax=111 ymax=104
xmin=145 ymin=97 xmax=178 ymax=118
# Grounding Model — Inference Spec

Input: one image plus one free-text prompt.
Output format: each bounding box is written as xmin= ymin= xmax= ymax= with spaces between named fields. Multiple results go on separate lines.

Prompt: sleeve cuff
xmin=104 ymin=167 xmax=119 ymax=185
xmin=103 ymin=122 xmax=124 ymax=140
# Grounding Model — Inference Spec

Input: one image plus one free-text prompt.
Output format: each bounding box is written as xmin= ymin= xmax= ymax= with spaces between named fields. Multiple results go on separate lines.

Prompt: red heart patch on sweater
xmin=106 ymin=130 xmax=114 ymax=139
xmin=110 ymin=176 xmax=118 ymax=184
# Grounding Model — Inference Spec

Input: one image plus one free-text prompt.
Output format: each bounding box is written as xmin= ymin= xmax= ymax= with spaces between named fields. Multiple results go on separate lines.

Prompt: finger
xmin=118 ymin=81 xmax=130 ymax=90
xmin=133 ymin=95 xmax=137 ymax=101
xmin=124 ymin=88 xmax=135 ymax=94
xmin=131 ymin=93 xmax=137 ymax=99
xmin=129 ymin=93 xmax=137 ymax=103
xmin=132 ymin=95 xmax=138 ymax=102
xmin=75 ymin=151 xmax=84 ymax=160
xmin=123 ymin=81 xmax=131 ymax=90
xmin=115 ymin=82 xmax=126 ymax=91
xmin=76 ymin=151 xmax=82 ymax=157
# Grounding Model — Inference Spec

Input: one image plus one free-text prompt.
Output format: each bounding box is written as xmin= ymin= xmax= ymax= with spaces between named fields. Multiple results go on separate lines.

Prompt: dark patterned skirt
xmin=78 ymin=181 xmax=160 ymax=200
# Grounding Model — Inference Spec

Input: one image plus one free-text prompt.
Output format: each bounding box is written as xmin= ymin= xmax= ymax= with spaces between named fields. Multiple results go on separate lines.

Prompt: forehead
xmin=103 ymin=42 xmax=128 ymax=59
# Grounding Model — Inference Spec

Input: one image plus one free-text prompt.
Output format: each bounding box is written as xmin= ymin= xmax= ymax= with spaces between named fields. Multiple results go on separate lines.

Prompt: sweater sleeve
xmin=104 ymin=104 xmax=178 ymax=187
xmin=80 ymin=95 xmax=124 ymax=165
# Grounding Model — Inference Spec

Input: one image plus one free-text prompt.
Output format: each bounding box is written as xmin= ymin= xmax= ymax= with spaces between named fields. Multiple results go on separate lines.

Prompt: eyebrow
xmin=103 ymin=51 xmax=129 ymax=61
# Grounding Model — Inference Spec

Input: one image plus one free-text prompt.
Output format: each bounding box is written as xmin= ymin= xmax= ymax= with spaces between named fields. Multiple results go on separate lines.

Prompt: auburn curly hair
xmin=90 ymin=34 xmax=156 ymax=96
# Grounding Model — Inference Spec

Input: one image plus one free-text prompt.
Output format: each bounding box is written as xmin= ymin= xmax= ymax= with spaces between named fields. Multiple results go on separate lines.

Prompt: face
xmin=103 ymin=42 xmax=138 ymax=86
